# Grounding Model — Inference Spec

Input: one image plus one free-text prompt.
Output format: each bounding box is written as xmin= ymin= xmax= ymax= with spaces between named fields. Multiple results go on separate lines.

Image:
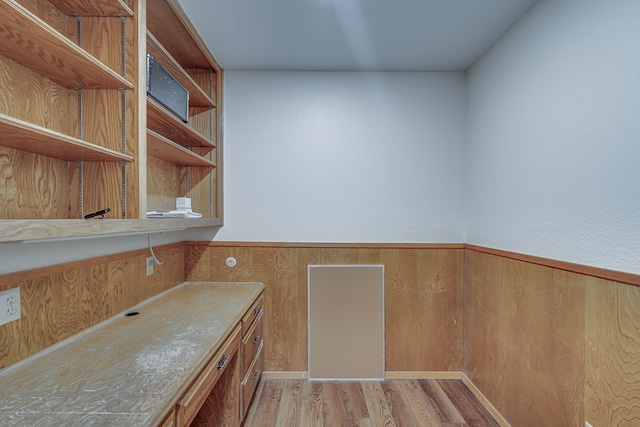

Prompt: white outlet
xmin=0 ymin=287 xmax=21 ymax=326
xmin=146 ymin=256 xmax=155 ymax=276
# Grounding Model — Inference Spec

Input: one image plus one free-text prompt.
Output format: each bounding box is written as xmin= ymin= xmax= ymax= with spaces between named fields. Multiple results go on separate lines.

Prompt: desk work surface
xmin=0 ymin=281 xmax=265 ymax=426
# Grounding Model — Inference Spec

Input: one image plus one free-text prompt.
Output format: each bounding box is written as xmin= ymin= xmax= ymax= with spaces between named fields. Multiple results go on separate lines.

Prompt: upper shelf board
xmin=0 ymin=113 xmax=134 ymax=162
xmin=147 ymin=98 xmax=214 ymax=148
xmin=147 ymin=32 xmax=215 ymax=108
xmin=147 ymin=130 xmax=215 ymax=167
xmin=0 ymin=218 xmax=222 ymax=243
xmin=48 ymin=0 xmax=133 ymax=17
xmin=0 ymin=0 xmax=133 ymax=90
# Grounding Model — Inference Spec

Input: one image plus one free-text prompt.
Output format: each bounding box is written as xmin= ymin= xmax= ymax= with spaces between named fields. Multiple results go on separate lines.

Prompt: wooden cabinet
xmin=145 ymin=0 xmax=222 ymax=220
xmin=179 ymin=325 xmax=241 ymax=427
xmin=239 ymin=295 xmax=265 ymax=421
xmin=0 ymin=0 xmax=223 ymax=242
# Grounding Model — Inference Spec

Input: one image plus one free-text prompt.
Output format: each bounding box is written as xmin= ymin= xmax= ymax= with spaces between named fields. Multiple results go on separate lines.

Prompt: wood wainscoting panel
xmin=584 ymin=277 xmax=640 ymax=426
xmin=0 ymin=245 xmax=185 ymax=369
xmin=383 ymin=248 xmax=463 ymax=372
xmin=185 ymin=243 xmax=464 ymax=374
xmin=464 ymin=250 xmax=585 ymax=426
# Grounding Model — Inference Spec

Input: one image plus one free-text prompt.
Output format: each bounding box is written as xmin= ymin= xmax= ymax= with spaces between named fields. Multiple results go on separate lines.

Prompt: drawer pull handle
xmin=252 ymin=307 xmax=262 ymax=316
xmin=253 ymin=369 xmax=262 ymax=381
xmin=253 ymin=335 xmax=262 ymax=344
xmin=217 ymin=355 xmax=230 ymax=371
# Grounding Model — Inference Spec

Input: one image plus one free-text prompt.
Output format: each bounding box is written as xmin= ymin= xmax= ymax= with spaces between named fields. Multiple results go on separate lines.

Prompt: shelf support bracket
xmin=119 ymin=15 xmax=126 ymax=77
xmin=120 ymin=88 xmax=127 ymax=219
xmin=74 ymin=14 xmax=82 ymax=47
xmin=76 ymin=88 xmax=84 ymax=218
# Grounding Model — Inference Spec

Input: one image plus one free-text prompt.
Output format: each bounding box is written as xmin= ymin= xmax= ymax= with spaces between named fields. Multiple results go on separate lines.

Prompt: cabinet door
xmin=241 ymin=311 xmax=263 ymax=376
xmin=177 ymin=325 xmax=241 ymax=426
xmin=190 ymin=351 xmax=241 ymax=427
xmin=308 ymin=265 xmax=385 ymax=380
xmin=240 ymin=341 xmax=264 ymax=420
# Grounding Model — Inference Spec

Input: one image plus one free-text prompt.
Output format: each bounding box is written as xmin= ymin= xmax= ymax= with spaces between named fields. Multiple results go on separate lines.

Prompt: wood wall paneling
xmin=383 ymin=248 xmax=464 ymax=372
xmin=0 ymin=148 xmax=72 ymax=219
xmin=464 ymin=250 xmax=586 ymax=426
xmin=147 ymin=155 xmax=184 ymax=211
xmin=0 ymin=45 xmax=74 ymax=219
xmin=4 ymin=241 xmax=640 ymax=426
xmin=584 ymin=277 xmax=640 ymax=426
xmin=184 ymin=244 xmax=465 ymax=374
xmin=14 ymin=0 xmax=74 ymax=37
xmin=0 ymin=245 xmax=185 ymax=369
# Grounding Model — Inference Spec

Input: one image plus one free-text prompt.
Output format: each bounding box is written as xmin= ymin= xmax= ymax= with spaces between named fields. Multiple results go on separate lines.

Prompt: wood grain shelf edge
xmin=0 ymin=113 xmax=134 ymax=162
xmin=0 ymin=218 xmax=221 ymax=243
xmin=48 ymin=0 xmax=134 ymax=17
xmin=147 ymin=129 xmax=215 ymax=167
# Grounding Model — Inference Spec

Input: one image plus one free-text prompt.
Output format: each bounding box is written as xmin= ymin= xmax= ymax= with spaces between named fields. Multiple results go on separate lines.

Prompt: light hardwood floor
xmin=243 ymin=379 xmax=500 ymax=426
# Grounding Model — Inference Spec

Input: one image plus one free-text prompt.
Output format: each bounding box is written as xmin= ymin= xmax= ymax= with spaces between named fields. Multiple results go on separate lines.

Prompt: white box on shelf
xmin=176 ymin=197 xmax=191 ymax=211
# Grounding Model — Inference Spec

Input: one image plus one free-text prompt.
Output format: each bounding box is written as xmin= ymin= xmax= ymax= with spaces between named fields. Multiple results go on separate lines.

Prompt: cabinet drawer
xmin=241 ymin=310 xmax=263 ymax=376
xmin=242 ymin=294 xmax=264 ymax=336
xmin=240 ymin=340 xmax=264 ymax=419
xmin=177 ymin=325 xmax=241 ymax=427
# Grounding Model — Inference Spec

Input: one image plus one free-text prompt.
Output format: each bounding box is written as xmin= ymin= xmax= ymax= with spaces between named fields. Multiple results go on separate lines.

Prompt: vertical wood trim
xmin=136 ymin=0 xmax=147 ymax=217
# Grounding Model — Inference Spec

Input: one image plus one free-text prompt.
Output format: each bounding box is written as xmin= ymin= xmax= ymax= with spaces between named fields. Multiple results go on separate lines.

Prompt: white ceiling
xmin=176 ymin=0 xmax=538 ymax=71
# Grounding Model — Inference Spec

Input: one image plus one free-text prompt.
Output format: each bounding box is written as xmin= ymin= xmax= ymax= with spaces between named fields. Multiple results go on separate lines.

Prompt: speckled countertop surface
xmin=0 ymin=281 xmax=264 ymax=426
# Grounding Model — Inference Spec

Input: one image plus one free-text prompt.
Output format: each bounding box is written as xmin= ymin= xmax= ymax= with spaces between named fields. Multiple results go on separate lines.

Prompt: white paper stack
xmin=147 ymin=210 xmax=202 ymax=218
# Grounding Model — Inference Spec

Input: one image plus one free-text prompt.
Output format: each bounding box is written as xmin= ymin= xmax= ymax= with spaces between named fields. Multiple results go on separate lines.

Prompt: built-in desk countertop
xmin=0 ymin=281 xmax=265 ymax=426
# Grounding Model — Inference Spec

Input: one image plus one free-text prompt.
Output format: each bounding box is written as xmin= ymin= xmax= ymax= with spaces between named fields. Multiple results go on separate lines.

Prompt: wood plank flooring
xmin=243 ymin=379 xmax=500 ymax=427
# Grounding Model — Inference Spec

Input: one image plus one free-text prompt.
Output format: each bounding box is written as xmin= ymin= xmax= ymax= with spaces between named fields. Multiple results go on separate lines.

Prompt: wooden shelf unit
xmin=145 ymin=0 xmax=223 ymax=220
xmin=0 ymin=0 xmax=140 ymax=224
xmin=0 ymin=0 xmax=224 ymax=238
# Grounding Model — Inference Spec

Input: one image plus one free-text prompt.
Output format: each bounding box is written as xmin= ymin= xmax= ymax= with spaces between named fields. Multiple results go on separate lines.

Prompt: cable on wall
xmin=147 ymin=233 xmax=163 ymax=266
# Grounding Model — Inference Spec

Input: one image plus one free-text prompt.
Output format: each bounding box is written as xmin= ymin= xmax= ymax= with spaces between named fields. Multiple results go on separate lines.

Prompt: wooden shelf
xmin=147 ymin=130 xmax=215 ymax=167
xmin=147 ymin=0 xmax=213 ymax=69
xmin=48 ymin=0 xmax=133 ymax=16
xmin=147 ymin=97 xmax=214 ymax=148
xmin=147 ymin=32 xmax=215 ymax=108
xmin=0 ymin=218 xmax=221 ymax=243
xmin=0 ymin=0 xmax=133 ymax=89
xmin=0 ymin=113 xmax=134 ymax=162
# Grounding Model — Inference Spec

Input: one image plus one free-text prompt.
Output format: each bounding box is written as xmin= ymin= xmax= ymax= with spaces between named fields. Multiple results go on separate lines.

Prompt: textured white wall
xmin=216 ymin=71 xmax=467 ymax=243
xmin=466 ymin=1 xmax=640 ymax=274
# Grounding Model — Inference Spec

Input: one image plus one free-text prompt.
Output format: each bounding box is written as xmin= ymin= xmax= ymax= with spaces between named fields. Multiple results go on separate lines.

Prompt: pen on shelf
xmin=84 ymin=208 xmax=111 ymax=219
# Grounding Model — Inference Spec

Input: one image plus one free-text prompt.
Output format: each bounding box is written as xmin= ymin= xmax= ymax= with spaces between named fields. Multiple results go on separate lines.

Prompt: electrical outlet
xmin=0 ymin=287 xmax=21 ymax=326
xmin=146 ymin=256 xmax=154 ymax=276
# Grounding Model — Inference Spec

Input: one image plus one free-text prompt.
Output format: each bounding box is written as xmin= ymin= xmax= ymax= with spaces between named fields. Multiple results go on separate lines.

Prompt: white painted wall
xmin=215 ymin=71 xmax=467 ymax=243
xmin=0 ymin=228 xmax=217 ymax=275
xmin=466 ymin=1 xmax=640 ymax=274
